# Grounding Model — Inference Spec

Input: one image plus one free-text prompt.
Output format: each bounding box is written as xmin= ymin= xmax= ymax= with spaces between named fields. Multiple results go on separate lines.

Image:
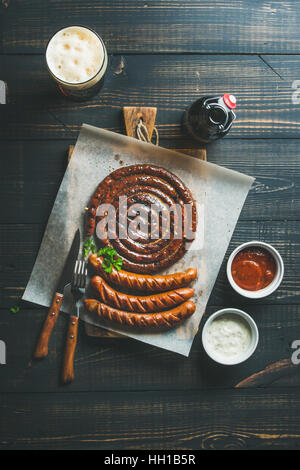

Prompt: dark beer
xmin=185 ymin=94 xmax=237 ymax=143
xmin=46 ymin=26 xmax=108 ymax=101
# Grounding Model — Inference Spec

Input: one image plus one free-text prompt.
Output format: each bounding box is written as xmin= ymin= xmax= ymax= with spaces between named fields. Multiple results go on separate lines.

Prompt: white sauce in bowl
xmin=206 ymin=313 xmax=252 ymax=360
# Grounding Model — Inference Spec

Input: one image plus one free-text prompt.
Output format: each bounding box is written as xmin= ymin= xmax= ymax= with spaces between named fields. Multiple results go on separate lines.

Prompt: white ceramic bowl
xmin=226 ymin=241 xmax=284 ymax=299
xmin=202 ymin=308 xmax=259 ymax=365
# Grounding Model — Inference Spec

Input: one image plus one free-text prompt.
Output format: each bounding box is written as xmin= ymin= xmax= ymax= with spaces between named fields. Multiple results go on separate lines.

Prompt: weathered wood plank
xmin=235 ymin=359 xmax=298 ymax=388
xmin=0 ymin=304 xmax=299 ymax=393
xmin=0 ymin=54 xmax=298 ymax=140
xmin=1 ymin=389 xmax=300 ymax=449
xmin=1 ymin=221 xmax=298 ymax=308
xmin=1 ymin=139 xmax=299 ymax=224
xmin=1 ymin=1 xmax=300 ymax=54
xmin=257 ymin=55 xmax=300 ymax=82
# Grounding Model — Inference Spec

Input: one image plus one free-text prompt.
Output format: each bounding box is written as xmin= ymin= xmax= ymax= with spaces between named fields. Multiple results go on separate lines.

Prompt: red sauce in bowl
xmin=231 ymin=247 xmax=277 ymax=291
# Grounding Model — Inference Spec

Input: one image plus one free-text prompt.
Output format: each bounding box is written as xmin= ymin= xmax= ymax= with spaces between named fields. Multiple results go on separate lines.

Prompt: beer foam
xmin=46 ymin=26 xmax=104 ymax=84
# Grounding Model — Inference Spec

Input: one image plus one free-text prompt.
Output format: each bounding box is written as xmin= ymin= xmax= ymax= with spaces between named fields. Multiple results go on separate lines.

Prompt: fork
xmin=62 ymin=259 xmax=87 ymax=384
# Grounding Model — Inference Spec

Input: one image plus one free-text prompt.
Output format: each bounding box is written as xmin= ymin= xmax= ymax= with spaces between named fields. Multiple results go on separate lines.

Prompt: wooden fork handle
xmin=34 ymin=292 xmax=63 ymax=359
xmin=62 ymin=315 xmax=79 ymax=384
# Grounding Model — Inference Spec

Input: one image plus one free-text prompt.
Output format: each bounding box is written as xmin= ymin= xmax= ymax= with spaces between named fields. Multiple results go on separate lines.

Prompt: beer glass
xmin=46 ymin=26 xmax=108 ymax=100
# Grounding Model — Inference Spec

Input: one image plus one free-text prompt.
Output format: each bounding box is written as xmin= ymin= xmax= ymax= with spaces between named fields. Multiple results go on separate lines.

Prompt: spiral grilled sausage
xmin=91 ymin=275 xmax=194 ymax=313
xmin=84 ymin=299 xmax=196 ymax=328
xmin=86 ymin=164 xmax=197 ymax=273
xmin=89 ymin=254 xmax=198 ymax=292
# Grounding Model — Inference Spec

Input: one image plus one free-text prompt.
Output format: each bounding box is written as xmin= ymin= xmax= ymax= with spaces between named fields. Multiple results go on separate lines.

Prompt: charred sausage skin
xmin=89 ymin=254 xmax=198 ymax=292
xmin=86 ymin=164 xmax=197 ymax=273
xmin=91 ymin=275 xmax=195 ymax=313
xmin=84 ymin=299 xmax=196 ymax=328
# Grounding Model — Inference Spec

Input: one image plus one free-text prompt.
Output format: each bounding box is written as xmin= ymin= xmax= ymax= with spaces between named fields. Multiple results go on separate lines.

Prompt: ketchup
xmin=231 ymin=247 xmax=277 ymax=291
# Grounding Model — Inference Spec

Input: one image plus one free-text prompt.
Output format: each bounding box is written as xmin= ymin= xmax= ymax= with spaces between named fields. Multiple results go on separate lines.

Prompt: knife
xmin=34 ymin=229 xmax=81 ymax=359
xmin=62 ymin=259 xmax=87 ymax=384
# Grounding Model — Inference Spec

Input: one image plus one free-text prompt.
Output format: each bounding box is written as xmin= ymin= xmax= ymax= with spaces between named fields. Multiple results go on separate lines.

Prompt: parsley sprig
xmin=10 ymin=306 xmax=20 ymax=314
xmin=83 ymin=238 xmax=123 ymax=273
xmin=83 ymin=238 xmax=96 ymax=258
xmin=98 ymin=246 xmax=123 ymax=273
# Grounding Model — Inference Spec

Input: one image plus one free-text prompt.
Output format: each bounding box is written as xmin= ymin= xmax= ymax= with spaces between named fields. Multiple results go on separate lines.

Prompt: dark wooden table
xmin=1 ymin=0 xmax=300 ymax=450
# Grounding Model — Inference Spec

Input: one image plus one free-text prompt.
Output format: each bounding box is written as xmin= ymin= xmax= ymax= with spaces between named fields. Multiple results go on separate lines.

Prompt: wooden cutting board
xmin=67 ymin=107 xmax=206 ymax=338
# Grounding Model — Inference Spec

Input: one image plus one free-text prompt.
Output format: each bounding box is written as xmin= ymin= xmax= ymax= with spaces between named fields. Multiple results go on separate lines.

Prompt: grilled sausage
xmin=91 ymin=275 xmax=195 ymax=313
xmin=89 ymin=254 xmax=198 ymax=292
xmin=84 ymin=299 xmax=196 ymax=328
xmin=85 ymin=164 xmax=197 ymax=273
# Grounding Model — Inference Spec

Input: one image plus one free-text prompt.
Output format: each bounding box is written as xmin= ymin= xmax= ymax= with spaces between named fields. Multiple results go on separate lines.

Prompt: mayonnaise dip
xmin=206 ymin=313 xmax=252 ymax=360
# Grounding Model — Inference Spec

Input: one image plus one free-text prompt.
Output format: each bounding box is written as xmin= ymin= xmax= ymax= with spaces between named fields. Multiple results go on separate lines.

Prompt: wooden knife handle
xmin=34 ymin=292 xmax=63 ymax=359
xmin=62 ymin=315 xmax=79 ymax=384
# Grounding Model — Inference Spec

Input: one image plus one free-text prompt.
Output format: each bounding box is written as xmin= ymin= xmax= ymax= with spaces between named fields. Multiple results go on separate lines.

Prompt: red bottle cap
xmin=223 ymin=93 xmax=236 ymax=110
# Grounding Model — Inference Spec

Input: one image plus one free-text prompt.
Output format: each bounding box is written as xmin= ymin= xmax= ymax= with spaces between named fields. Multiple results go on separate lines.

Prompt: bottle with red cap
xmin=184 ymin=93 xmax=237 ymax=143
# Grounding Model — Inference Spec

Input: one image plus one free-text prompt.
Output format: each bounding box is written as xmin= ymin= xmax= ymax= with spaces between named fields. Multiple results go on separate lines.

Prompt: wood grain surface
xmin=1 ymin=0 xmax=300 ymax=451
xmin=1 ymin=55 xmax=299 ymax=140
xmin=235 ymin=359 xmax=298 ymax=388
xmin=123 ymin=106 xmax=157 ymax=141
xmin=1 ymin=139 xmax=299 ymax=224
xmin=2 ymin=1 xmax=300 ymax=54
xmin=1 ymin=389 xmax=300 ymax=450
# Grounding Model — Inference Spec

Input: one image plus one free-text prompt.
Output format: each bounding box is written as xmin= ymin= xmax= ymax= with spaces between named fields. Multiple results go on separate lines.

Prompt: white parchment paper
xmin=23 ymin=124 xmax=254 ymax=356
